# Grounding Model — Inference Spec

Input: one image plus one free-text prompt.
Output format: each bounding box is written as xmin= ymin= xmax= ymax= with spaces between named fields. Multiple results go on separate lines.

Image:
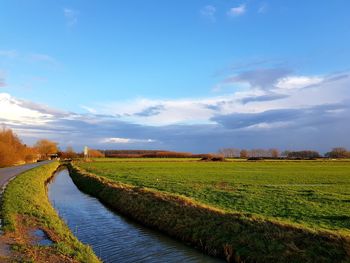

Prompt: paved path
xmin=0 ymin=161 xmax=52 ymax=189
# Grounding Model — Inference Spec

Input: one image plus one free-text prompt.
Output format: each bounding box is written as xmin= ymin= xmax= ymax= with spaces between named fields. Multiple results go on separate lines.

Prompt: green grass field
xmin=77 ymin=159 xmax=350 ymax=233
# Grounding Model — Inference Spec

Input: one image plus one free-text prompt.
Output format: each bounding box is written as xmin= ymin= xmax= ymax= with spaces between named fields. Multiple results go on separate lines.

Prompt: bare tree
xmin=250 ymin=149 xmax=268 ymax=158
xmin=269 ymin=148 xmax=280 ymax=158
xmin=218 ymin=148 xmax=240 ymax=158
xmin=60 ymin=146 xmax=77 ymax=159
xmin=240 ymin=149 xmax=249 ymax=158
xmin=34 ymin=139 xmax=58 ymax=159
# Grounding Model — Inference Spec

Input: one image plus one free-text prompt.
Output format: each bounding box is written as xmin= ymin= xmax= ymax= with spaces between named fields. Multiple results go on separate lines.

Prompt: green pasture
xmin=77 ymin=159 xmax=350 ymax=233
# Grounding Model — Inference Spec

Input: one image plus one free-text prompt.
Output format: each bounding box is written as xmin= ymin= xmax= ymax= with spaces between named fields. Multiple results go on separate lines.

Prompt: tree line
xmin=104 ymin=150 xmax=212 ymax=158
xmin=218 ymin=147 xmax=350 ymax=159
xmin=0 ymin=128 xmax=37 ymax=167
xmin=1 ymin=127 xmax=349 ymax=168
xmin=0 ymin=127 xmax=61 ymax=167
xmin=0 ymin=127 xmax=105 ymax=167
xmin=59 ymin=147 xmax=105 ymax=159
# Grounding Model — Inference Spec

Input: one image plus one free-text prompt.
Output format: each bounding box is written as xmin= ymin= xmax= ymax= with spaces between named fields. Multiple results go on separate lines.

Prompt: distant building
xmin=84 ymin=146 xmax=89 ymax=158
xmin=48 ymin=153 xmax=59 ymax=160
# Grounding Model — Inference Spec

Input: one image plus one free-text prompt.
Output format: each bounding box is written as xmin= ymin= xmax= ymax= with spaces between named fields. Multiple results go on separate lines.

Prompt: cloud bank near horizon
xmin=0 ymin=69 xmax=349 ymax=153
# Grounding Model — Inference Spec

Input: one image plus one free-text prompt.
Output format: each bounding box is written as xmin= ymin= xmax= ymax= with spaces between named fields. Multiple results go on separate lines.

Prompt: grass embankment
xmin=1 ymin=162 xmax=100 ymax=263
xmin=70 ymin=162 xmax=350 ymax=263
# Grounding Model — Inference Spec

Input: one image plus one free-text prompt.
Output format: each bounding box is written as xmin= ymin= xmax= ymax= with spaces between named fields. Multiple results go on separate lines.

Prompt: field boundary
xmin=68 ymin=163 xmax=350 ymax=263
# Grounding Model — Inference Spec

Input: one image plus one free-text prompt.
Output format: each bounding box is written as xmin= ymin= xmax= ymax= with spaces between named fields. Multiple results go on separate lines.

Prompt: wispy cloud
xmin=275 ymin=76 xmax=323 ymax=90
xmin=101 ymin=137 xmax=156 ymax=144
xmin=212 ymin=103 xmax=349 ymax=131
xmin=240 ymin=93 xmax=289 ymax=104
xmin=200 ymin=5 xmax=217 ymax=22
xmin=220 ymin=68 xmax=324 ymax=92
xmin=134 ymin=105 xmax=165 ymax=117
xmin=81 ymin=105 xmax=97 ymax=114
xmin=18 ymin=99 xmax=69 ymax=118
xmin=28 ymin=53 xmax=57 ymax=65
xmin=227 ymin=4 xmax=246 ymax=17
xmin=0 ymin=50 xmax=18 ymax=58
xmin=0 ymin=50 xmax=57 ymax=67
xmin=258 ymin=3 xmax=268 ymax=14
xmin=223 ymin=68 xmax=292 ymax=90
xmin=0 ymin=71 xmax=6 ymax=88
xmin=63 ymin=8 xmax=79 ymax=27
xmin=0 ymin=78 xmax=6 ymax=88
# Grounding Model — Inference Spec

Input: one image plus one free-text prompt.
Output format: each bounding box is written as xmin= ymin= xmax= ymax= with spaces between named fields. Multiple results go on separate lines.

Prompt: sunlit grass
xmin=2 ymin=162 xmax=100 ymax=262
xmin=72 ymin=160 xmax=350 ymax=262
xmin=77 ymin=159 xmax=350 ymax=232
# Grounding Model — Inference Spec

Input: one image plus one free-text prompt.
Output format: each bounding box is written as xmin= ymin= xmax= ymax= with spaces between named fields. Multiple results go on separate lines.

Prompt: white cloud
xmin=200 ymin=5 xmax=216 ymax=22
xmin=0 ymin=93 xmax=52 ymax=125
xmin=227 ymin=4 xmax=246 ymax=17
xmin=98 ymin=97 xmax=224 ymax=125
xmin=86 ymin=72 xmax=349 ymax=126
xmin=80 ymin=105 xmax=97 ymax=114
xmin=275 ymin=76 xmax=323 ymax=90
xmin=2 ymin=70 xmax=343 ymax=129
xmin=64 ymin=8 xmax=79 ymax=27
xmin=1 ymin=71 xmax=349 ymax=152
xmin=103 ymin=137 xmax=131 ymax=143
xmin=102 ymin=137 xmax=155 ymax=144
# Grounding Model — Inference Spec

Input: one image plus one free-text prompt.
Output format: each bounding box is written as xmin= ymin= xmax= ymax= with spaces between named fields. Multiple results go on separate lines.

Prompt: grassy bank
xmin=69 ymin=162 xmax=350 ymax=263
xmin=1 ymin=162 xmax=100 ymax=263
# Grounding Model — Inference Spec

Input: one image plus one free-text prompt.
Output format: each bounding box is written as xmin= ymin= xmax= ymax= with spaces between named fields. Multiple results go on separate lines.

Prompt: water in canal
xmin=48 ymin=169 xmax=223 ymax=263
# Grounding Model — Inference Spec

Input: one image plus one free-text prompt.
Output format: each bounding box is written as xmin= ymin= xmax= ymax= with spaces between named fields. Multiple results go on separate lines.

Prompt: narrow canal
xmin=48 ymin=168 xmax=223 ymax=263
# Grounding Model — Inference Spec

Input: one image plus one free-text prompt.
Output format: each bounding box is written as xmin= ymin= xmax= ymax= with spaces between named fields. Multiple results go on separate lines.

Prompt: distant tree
xmin=104 ymin=150 xmax=212 ymax=158
xmin=22 ymin=147 xmax=38 ymax=163
xmin=0 ymin=127 xmax=35 ymax=167
xmin=66 ymin=146 xmax=76 ymax=158
xmin=88 ymin=149 xmax=105 ymax=158
xmin=218 ymin=148 xmax=240 ymax=158
xmin=60 ymin=146 xmax=78 ymax=159
xmin=287 ymin=150 xmax=320 ymax=159
xmin=34 ymin=139 xmax=58 ymax=159
xmin=325 ymin=147 xmax=349 ymax=158
xmin=250 ymin=149 xmax=269 ymax=158
xmin=240 ymin=149 xmax=249 ymax=158
xmin=281 ymin=150 xmax=291 ymax=157
xmin=0 ymin=128 xmax=22 ymax=166
xmin=269 ymin=148 xmax=280 ymax=158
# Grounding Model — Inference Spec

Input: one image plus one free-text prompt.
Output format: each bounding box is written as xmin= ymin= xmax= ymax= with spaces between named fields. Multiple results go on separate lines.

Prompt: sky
xmin=0 ymin=0 xmax=350 ymax=153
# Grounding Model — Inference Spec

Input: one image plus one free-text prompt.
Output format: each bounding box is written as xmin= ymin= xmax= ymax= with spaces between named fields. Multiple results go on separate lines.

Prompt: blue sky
xmin=1 ymin=0 xmax=350 ymax=152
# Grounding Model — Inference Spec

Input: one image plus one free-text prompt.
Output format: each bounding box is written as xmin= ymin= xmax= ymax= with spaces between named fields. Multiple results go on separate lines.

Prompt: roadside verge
xmin=1 ymin=162 xmax=100 ymax=263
